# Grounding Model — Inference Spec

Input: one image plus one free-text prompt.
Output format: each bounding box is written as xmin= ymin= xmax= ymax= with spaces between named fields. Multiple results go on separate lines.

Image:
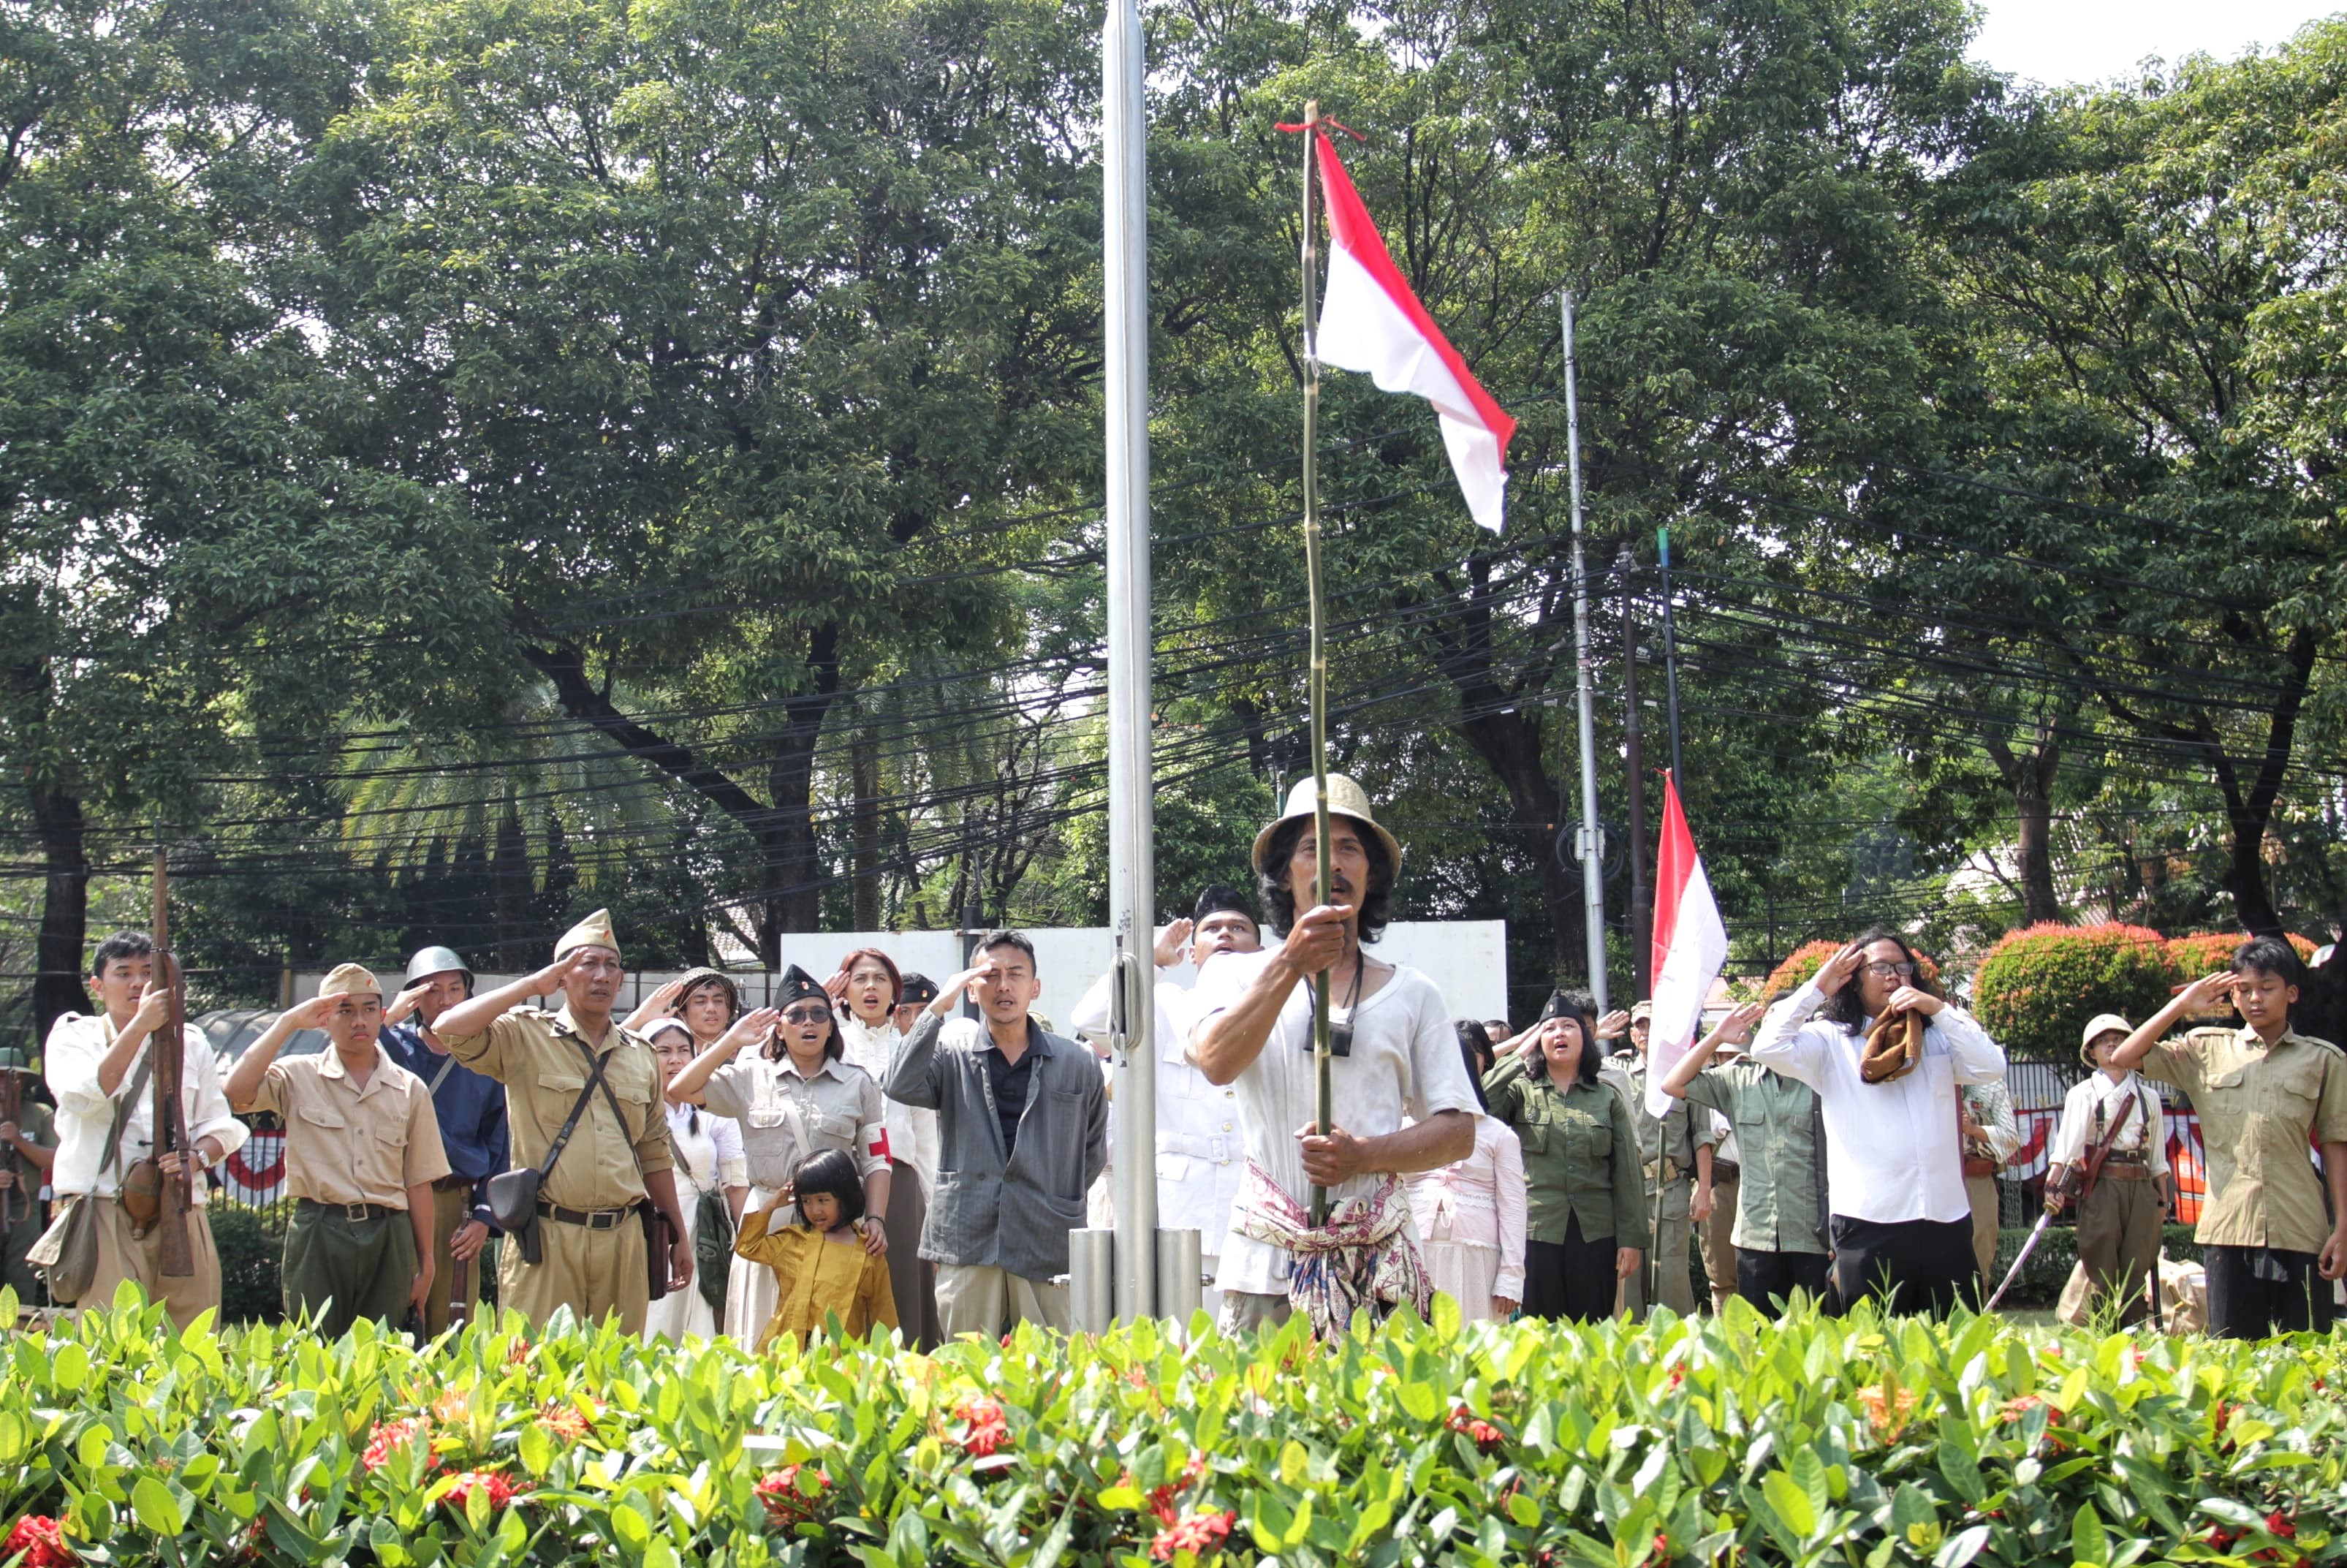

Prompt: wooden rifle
xmin=151 ymin=848 xmax=196 ymax=1276
xmin=0 ymin=1061 xmax=20 ymax=1238
xmin=447 ymin=1252 xmax=469 ymax=1331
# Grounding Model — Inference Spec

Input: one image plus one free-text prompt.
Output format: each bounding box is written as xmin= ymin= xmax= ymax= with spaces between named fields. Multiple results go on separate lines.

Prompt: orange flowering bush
xmin=1972 ymin=922 xmax=2180 ymax=1059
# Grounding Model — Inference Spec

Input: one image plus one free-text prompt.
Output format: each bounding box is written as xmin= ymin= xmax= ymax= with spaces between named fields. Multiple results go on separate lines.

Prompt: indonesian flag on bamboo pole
xmin=1313 ymin=131 xmax=1517 ymax=531
xmin=1645 ymin=770 xmax=1730 ymax=1118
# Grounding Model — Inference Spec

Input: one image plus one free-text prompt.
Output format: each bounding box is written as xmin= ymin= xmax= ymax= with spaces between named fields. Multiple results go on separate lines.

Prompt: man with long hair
xmin=1188 ymin=776 xmax=1479 ymax=1336
xmin=1750 ymin=928 xmax=2007 ymax=1316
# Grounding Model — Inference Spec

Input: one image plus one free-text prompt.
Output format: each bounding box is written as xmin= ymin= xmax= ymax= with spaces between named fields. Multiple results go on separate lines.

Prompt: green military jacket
xmin=1483 ymin=1053 xmax=1646 ymax=1248
xmin=1681 ymin=1058 xmax=1826 ymax=1256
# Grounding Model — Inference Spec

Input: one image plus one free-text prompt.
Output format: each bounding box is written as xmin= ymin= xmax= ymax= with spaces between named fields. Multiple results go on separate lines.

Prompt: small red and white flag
xmin=1313 ymin=131 xmax=1516 ymax=531
xmin=1646 ymin=771 xmax=1730 ymax=1117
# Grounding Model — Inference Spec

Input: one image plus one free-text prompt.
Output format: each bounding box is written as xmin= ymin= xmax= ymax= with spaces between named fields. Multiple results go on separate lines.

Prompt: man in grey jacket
xmin=886 ymin=930 xmax=1109 ymax=1336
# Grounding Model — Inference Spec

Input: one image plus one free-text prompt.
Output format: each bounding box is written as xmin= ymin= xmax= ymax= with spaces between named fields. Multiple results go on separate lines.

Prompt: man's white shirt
xmin=1748 ymin=979 xmax=2007 ymax=1225
xmin=45 ymin=1012 xmax=249 ymax=1202
xmin=2047 ymin=1071 xmax=2166 ymax=1173
xmin=1069 ymin=961 xmax=1246 ymax=1253
xmin=1184 ymin=951 xmax=1480 ymax=1296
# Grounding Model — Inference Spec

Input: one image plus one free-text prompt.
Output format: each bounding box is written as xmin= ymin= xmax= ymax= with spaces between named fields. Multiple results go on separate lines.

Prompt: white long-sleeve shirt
xmin=1069 ymin=963 xmax=1245 ymax=1254
xmin=1748 ymin=980 xmax=2007 ymax=1225
xmin=1406 ymin=1115 xmax=1528 ymax=1300
xmin=45 ymin=1012 xmax=249 ymax=1202
xmin=2047 ymin=1071 xmax=2166 ymax=1175
xmin=836 ymin=1015 xmax=939 ymax=1196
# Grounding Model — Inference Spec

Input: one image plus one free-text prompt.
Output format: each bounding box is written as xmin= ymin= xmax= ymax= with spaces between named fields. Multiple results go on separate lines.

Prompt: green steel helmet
xmin=0 ymin=1044 xmax=36 ymax=1075
xmin=404 ymin=945 xmax=474 ymax=991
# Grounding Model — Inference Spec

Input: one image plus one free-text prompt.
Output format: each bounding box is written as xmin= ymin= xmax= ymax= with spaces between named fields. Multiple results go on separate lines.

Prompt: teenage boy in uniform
xmin=2107 ymin=937 xmax=2347 ymax=1338
xmin=227 ymin=964 xmax=448 ymax=1335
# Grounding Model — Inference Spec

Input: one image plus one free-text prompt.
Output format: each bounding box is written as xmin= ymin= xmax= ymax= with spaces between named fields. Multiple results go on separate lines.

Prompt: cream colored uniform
xmin=442 ymin=1006 xmax=672 ymax=1334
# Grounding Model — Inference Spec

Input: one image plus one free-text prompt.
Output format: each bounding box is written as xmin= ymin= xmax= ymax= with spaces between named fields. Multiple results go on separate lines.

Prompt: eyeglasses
xmin=781 ymin=1006 xmax=832 ymax=1024
xmin=1861 ymin=961 xmax=1917 ymax=980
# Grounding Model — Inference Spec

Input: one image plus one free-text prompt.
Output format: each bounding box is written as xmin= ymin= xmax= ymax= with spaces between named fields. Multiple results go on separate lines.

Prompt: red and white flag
xmin=1313 ymin=131 xmax=1516 ymax=531
xmin=1646 ymin=771 xmax=1730 ymax=1117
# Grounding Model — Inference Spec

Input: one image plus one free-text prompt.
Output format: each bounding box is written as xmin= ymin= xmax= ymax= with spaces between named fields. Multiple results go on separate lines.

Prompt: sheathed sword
xmin=1985 ymin=1090 xmax=2139 ymax=1311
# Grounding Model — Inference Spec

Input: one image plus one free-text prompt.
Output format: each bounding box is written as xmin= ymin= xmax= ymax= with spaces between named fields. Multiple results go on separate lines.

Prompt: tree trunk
xmin=849 ymin=715 xmax=881 ymax=931
xmin=493 ymin=792 xmax=531 ymax=958
xmin=761 ymin=624 xmax=843 ymax=950
xmin=28 ymin=783 xmax=88 ymax=1043
xmin=1983 ymin=719 xmax=2065 ymax=925
xmin=1452 ymin=705 xmax=1585 ymax=981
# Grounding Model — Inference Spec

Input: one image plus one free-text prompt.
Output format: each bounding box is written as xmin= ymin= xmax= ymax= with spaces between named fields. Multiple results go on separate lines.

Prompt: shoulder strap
xmin=536 ymin=1042 xmax=613 ymax=1185
xmin=575 ymin=1037 xmax=655 ymax=1183
xmin=101 ymin=1049 xmax=156 ymax=1178
xmin=425 ymin=1051 xmax=459 ymax=1096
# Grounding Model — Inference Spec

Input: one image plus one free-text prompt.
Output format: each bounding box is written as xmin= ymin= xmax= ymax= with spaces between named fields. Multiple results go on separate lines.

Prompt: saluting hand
xmin=1594 ymin=1010 xmax=1631 ymax=1042
xmin=277 ymin=995 xmax=340 ymax=1034
xmin=1153 ymin=918 xmax=1194 ymax=969
xmin=386 ymin=984 xmax=432 ymax=1026
xmin=717 ymin=1008 xmax=780 ymax=1057
xmin=528 ymin=950 xmax=596 ymax=997
xmin=1814 ymin=942 xmax=1868 ymax=996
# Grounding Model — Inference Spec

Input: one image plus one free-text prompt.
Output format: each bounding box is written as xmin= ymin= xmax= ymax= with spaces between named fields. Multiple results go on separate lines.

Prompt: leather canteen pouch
xmin=487 ymin=1168 xmax=544 ymax=1265
xmin=1962 ymin=1156 xmax=1998 ymax=1178
xmin=642 ymin=1203 xmax=672 ymax=1303
xmin=118 ymin=1158 xmax=164 ymax=1234
xmin=1859 ymin=1010 xmax=1925 ymax=1084
xmin=26 ymin=1194 xmax=100 ymax=1303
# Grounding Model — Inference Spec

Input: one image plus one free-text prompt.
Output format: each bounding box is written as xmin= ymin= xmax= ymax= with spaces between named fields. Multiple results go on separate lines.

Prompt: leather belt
xmin=538 ymin=1199 xmax=641 ymax=1230
xmin=1642 ymin=1158 xmax=1683 ymax=1184
xmin=432 ymin=1173 xmax=474 ymax=1192
xmin=2096 ymin=1164 xmax=2153 ymax=1181
xmin=299 ymin=1198 xmax=400 ymax=1223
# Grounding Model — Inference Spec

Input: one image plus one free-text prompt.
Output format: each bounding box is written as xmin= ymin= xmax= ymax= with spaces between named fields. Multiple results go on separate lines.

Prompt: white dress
xmin=1406 ymin=1116 xmax=1528 ymax=1322
xmin=642 ymin=1100 xmax=746 ymax=1345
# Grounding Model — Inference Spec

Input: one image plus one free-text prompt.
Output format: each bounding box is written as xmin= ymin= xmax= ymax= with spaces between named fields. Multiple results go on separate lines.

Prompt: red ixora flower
xmin=952 ymin=1398 xmax=1010 ymax=1458
xmin=1 ymin=1515 xmax=72 ymax=1568
xmin=360 ymin=1417 xmax=438 ymax=1473
xmin=1445 ymin=1405 xmax=1504 ymax=1453
xmin=754 ymin=1464 xmax=832 ymax=1529
xmin=1149 ymin=1508 xmax=1236 ymax=1562
xmin=443 ymin=1471 xmax=516 ymax=1511
xmin=1138 ymin=1455 xmax=1210 ymax=1526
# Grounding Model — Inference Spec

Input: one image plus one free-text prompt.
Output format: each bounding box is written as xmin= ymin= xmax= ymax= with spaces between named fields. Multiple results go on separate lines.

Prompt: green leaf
xmin=1398 ymin=1381 xmax=1441 ymax=1423
xmin=1280 ymin=1440 xmax=1311 ymax=1486
xmin=2072 ymin=1502 xmax=2109 ymax=1568
xmin=1764 ymin=1471 xmax=1817 ymax=1540
xmin=1508 ymin=1491 xmax=1540 ymax=1529
xmin=611 ymin=1501 xmax=653 ymax=1551
xmin=1935 ymin=1524 xmax=1993 ymax=1568
xmin=131 ymin=1474 xmax=184 ymax=1536
xmin=1098 ymin=1486 xmax=1144 ymax=1510
xmin=52 ymin=1342 xmax=89 ymax=1393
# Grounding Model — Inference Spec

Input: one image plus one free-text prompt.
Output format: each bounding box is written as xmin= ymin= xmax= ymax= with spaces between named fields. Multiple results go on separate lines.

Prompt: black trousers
xmin=2204 ymin=1245 xmax=2337 ymax=1339
xmin=1830 ymin=1214 xmax=1977 ymax=1318
xmin=1523 ymin=1213 xmax=1617 ymax=1323
xmin=1737 ymin=1248 xmax=1832 ymax=1310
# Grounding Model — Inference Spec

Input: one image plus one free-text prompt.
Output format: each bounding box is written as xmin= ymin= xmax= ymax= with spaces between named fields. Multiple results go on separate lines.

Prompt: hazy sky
xmin=1970 ymin=0 xmax=2338 ymax=86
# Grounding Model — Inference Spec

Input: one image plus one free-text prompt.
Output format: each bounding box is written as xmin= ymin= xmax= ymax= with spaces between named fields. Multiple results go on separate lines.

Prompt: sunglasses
xmin=781 ymin=1005 xmax=832 ymax=1024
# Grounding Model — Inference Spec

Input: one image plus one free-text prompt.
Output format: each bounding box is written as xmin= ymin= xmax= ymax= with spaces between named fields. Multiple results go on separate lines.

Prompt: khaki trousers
xmin=418 ymin=1185 xmax=485 ymax=1335
xmin=2074 ymin=1175 xmax=2162 ymax=1326
xmin=933 ymin=1262 xmax=1068 ymax=1338
xmin=79 ymin=1200 xmax=221 ymax=1331
xmin=1965 ymin=1173 xmax=2001 ymax=1288
xmin=500 ymin=1211 xmax=649 ymax=1336
xmin=1699 ymin=1170 xmax=1740 ymax=1313
xmin=1618 ymin=1178 xmax=1696 ymax=1317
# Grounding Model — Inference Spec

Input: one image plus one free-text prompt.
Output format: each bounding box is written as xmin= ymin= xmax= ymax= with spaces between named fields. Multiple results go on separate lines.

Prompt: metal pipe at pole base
xmin=1068 ymin=1229 xmax=1117 ymax=1335
xmin=1155 ymin=1229 xmax=1203 ymax=1327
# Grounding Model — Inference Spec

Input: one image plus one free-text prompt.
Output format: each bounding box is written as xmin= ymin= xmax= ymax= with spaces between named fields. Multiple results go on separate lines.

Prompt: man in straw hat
xmin=42 ymin=930 xmax=249 ymax=1329
xmin=0 ymin=1045 xmax=57 ymax=1303
xmin=382 ymin=945 xmax=509 ymax=1333
xmin=227 ymin=964 xmax=450 ymax=1335
xmin=2043 ymin=1012 xmax=2167 ymax=1325
xmin=1188 ymin=774 xmax=1479 ymax=1337
xmin=1749 ymin=927 xmax=2006 ymax=1316
xmin=1604 ymin=999 xmax=1723 ymax=1317
xmin=433 ymin=910 xmax=695 ymax=1333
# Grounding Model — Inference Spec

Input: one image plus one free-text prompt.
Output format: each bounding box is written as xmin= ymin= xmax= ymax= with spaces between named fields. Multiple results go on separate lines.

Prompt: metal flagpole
xmin=1656 ymin=526 xmax=1686 ymax=784
xmin=1562 ymin=292 xmax=1609 ymax=1011
xmin=1103 ymin=0 xmax=1157 ymax=1319
xmin=1300 ymin=102 xmax=1335 ymax=1227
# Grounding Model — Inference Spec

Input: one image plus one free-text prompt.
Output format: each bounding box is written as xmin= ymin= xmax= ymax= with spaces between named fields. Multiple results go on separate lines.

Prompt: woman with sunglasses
xmin=666 ymin=965 xmax=890 ymax=1344
xmin=1749 ymin=927 xmax=2007 ymax=1317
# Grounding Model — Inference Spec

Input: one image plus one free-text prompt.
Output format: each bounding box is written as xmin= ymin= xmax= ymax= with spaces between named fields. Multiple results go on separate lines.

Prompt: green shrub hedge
xmin=1991 ymin=1224 xmax=2204 ymax=1307
xmin=1971 ymin=924 xmax=2180 ymax=1062
xmin=1759 ymin=942 xmax=1943 ymax=1004
xmin=4 ymin=1285 xmax=2343 ymax=1567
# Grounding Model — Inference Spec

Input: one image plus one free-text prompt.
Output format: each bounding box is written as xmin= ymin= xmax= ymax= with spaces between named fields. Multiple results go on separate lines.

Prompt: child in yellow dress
xmin=733 ymin=1148 xmax=900 ymax=1348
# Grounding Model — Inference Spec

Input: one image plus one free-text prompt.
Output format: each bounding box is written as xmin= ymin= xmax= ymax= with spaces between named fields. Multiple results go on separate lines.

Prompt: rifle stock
xmin=0 ymin=1068 xmax=19 ymax=1238
xmin=152 ymin=849 xmax=195 ymax=1278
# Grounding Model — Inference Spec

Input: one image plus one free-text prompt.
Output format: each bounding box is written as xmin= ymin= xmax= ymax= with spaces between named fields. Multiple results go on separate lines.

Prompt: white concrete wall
xmin=298 ymin=919 xmax=1510 ymax=1034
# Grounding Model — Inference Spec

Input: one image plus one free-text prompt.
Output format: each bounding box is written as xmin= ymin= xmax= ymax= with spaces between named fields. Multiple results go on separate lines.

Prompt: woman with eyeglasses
xmin=1749 ymin=927 xmax=2007 ymax=1317
xmin=665 ymin=965 xmax=890 ymax=1344
xmin=640 ymin=1017 xmax=748 ymax=1344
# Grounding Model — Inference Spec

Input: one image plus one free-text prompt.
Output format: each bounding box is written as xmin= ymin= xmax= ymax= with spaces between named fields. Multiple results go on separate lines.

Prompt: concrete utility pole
xmin=1102 ymin=0 xmax=1158 ymax=1322
xmin=1620 ymin=543 xmax=1650 ymax=996
xmin=1561 ymin=292 xmax=1609 ymax=1010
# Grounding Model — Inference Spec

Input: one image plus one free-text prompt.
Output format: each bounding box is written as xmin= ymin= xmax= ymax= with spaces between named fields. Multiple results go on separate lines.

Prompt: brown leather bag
xmin=1859 ymin=1009 xmax=1925 ymax=1083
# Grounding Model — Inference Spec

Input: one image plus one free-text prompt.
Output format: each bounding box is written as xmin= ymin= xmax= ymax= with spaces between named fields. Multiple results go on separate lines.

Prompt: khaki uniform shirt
xmin=247 ymin=1047 xmax=451 ymax=1208
xmin=702 ymin=1053 xmax=887 ymax=1193
xmin=1483 ymin=1055 xmax=1646 ymax=1246
xmin=1681 ymin=1059 xmax=1827 ymax=1255
xmin=443 ymin=1007 xmax=672 ymax=1211
xmin=2144 ymin=1024 xmax=2347 ymax=1254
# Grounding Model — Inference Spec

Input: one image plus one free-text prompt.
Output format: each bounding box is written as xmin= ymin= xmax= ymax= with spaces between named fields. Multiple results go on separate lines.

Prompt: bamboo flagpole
xmin=1297 ymin=100 xmax=1336 ymax=1227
